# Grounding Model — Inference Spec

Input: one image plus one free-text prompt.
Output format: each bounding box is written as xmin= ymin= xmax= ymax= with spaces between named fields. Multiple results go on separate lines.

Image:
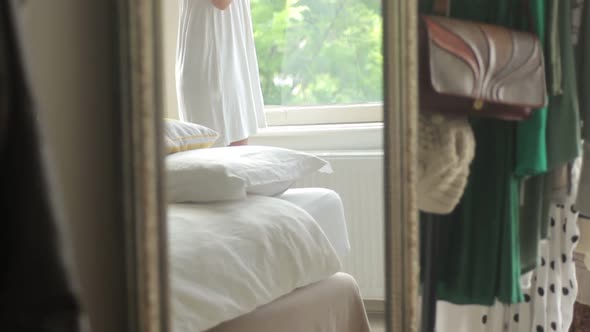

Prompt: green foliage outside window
xmin=251 ymin=0 xmax=383 ymax=106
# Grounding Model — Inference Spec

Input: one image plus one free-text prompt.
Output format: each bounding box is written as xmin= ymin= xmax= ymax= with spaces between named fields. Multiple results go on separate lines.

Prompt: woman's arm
xmin=211 ymin=0 xmax=232 ymax=10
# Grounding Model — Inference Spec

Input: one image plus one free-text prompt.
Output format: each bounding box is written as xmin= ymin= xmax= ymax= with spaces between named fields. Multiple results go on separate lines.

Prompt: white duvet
xmin=168 ymin=196 xmax=342 ymax=332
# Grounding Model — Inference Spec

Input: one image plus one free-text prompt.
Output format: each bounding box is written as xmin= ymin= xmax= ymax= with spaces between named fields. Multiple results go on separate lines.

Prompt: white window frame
xmin=256 ymin=103 xmax=383 ymax=151
xmin=264 ymin=103 xmax=383 ymax=126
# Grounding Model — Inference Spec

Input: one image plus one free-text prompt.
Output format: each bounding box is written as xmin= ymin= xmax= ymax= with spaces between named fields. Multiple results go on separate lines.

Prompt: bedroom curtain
xmin=0 ymin=1 xmax=85 ymax=331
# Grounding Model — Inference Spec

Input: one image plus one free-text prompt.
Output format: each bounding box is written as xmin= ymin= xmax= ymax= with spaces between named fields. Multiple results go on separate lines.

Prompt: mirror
xmin=383 ymin=1 xmax=419 ymax=331
xmin=119 ymin=0 xmax=418 ymax=331
xmin=9 ymin=0 xmax=417 ymax=331
xmin=112 ymin=0 xmax=420 ymax=330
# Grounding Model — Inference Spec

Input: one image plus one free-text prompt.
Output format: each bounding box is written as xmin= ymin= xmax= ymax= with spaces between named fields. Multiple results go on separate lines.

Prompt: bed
xmin=275 ymin=187 xmax=351 ymax=260
xmin=168 ymin=188 xmax=370 ymax=332
xmin=207 ymin=272 xmax=371 ymax=332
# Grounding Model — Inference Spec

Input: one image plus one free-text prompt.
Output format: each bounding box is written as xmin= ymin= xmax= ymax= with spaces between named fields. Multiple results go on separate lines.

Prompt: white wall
xmin=577 ymin=217 xmax=590 ymax=265
xmin=19 ymin=2 xmax=127 ymax=331
xmin=162 ymin=0 xmax=180 ymax=119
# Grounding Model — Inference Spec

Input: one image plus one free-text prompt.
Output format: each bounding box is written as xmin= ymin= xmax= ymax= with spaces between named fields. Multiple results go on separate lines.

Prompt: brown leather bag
xmin=419 ymin=0 xmax=548 ymax=120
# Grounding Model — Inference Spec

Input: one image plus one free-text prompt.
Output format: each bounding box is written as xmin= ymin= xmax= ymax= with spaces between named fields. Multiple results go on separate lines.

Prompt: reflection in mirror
xmin=3 ymin=0 xmax=417 ymax=330
xmin=160 ymin=0 xmax=391 ymax=331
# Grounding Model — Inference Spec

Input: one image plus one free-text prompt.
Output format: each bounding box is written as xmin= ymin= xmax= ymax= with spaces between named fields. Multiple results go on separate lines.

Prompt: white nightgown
xmin=176 ymin=0 xmax=266 ymax=146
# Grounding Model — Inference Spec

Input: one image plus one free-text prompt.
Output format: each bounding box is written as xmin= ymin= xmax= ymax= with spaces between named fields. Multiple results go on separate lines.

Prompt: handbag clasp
xmin=473 ymin=99 xmax=484 ymax=110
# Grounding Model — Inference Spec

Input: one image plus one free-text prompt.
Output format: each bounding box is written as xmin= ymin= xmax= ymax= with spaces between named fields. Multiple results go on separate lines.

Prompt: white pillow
xmin=165 ymin=146 xmax=333 ymax=202
xmin=164 ymin=118 xmax=219 ymax=154
xmin=247 ymin=180 xmax=295 ymax=196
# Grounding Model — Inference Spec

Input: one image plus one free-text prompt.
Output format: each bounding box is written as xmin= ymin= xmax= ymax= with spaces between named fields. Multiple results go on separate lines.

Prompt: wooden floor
xmin=572 ymin=302 xmax=590 ymax=331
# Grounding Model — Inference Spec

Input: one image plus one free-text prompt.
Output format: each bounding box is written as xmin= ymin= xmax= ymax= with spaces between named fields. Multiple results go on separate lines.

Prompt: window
xmin=251 ymin=0 xmax=383 ymax=125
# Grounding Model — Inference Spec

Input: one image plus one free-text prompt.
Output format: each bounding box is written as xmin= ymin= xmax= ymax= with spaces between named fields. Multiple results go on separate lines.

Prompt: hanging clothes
xmin=175 ymin=0 xmax=267 ymax=146
xmin=514 ymin=0 xmax=549 ymax=177
xmin=0 ymin=1 xmax=84 ymax=331
xmin=573 ymin=0 xmax=589 ymax=143
xmin=518 ymin=0 xmax=551 ymax=275
xmin=419 ymin=0 xmax=548 ymax=305
xmin=520 ymin=0 xmax=582 ymax=274
xmin=520 ymin=176 xmax=546 ymax=273
xmin=544 ymin=0 xmax=582 ymax=170
xmin=574 ymin=0 xmax=590 ymax=215
xmin=436 ymin=157 xmax=582 ymax=332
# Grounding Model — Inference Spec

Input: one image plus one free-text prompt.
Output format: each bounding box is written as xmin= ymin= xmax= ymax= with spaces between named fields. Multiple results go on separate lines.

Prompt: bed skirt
xmin=207 ymin=273 xmax=371 ymax=332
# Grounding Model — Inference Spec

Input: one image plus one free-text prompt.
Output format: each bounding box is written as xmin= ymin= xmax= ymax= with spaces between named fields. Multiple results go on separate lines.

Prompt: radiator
xmin=295 ymin=151 xmax=385 ymax=300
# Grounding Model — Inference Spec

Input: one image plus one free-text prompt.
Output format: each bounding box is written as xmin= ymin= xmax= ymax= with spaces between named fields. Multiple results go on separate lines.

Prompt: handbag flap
xmin=422 ymin=15 xmax=547 ymax=109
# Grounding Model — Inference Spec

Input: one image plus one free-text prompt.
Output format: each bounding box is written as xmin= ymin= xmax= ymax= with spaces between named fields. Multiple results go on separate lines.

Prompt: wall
xmin=162 ymin=0 xmax=180 ymax=119
xmin=295 ymin=153 xmax=385 ymax=300
xmin=578 ymin=220 xmax=590 ymax=261
xmin=252 ymin=129 xmax=385 ymax=301
xmin=576 ymin=217 xmax=590 ymax=305
xmin=18 ymin=2 xmax=127 ymax=331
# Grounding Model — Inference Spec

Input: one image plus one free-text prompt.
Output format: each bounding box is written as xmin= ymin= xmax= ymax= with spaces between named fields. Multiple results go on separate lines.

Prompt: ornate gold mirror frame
xmin=117 ymin=0 xmax=169 ymax=331
xmin=383 ymin=0 xmax=419 ymax=331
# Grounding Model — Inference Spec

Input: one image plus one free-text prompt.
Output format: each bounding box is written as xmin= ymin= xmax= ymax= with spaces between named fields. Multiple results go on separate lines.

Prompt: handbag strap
xmin=521 ymin=0 xmax=535 ymax=33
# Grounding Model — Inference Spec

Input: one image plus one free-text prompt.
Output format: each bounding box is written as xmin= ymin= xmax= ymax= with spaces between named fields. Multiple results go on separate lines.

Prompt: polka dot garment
xmin=435 ymin=158 xmax=582 ymax=332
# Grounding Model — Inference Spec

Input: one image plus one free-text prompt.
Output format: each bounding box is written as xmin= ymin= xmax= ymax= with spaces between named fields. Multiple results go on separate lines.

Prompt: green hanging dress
xmin=574 ymin=0 xmax=590 ymax=214
xmin=419 ymin=0 xmax=548 ymax=305
xmin=521 ymin=0 xmax=582 ymax=273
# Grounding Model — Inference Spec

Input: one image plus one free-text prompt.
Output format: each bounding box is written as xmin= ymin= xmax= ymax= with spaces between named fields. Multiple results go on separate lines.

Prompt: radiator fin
xmin=296 ymin=154 xmax=385 ymax=300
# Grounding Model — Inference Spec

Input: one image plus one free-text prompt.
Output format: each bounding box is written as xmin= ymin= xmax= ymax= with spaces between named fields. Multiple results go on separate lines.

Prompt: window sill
xmin=264 ymin=103 xmax=383 ymax=126
xmin=250 ymin=122 xmax=383 ymax=152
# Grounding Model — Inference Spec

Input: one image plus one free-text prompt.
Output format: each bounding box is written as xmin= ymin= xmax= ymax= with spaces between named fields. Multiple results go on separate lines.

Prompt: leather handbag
xmin=420 ymin=0 xmax=548 ymax=120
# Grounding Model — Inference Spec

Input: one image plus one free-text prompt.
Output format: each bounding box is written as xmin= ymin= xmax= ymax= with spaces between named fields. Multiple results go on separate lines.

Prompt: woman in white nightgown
xmin=176 ymin=0 xmax=266 ymax=146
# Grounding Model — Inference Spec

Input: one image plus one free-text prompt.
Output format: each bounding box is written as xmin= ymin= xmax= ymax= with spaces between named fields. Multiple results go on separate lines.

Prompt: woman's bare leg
xmin=229 ymin=138 xmax=248 ymax=146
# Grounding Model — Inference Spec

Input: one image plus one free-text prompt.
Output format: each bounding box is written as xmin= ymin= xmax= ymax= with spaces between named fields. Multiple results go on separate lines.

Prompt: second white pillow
xmin=165 ymin=146 xmax=333 ymax=203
